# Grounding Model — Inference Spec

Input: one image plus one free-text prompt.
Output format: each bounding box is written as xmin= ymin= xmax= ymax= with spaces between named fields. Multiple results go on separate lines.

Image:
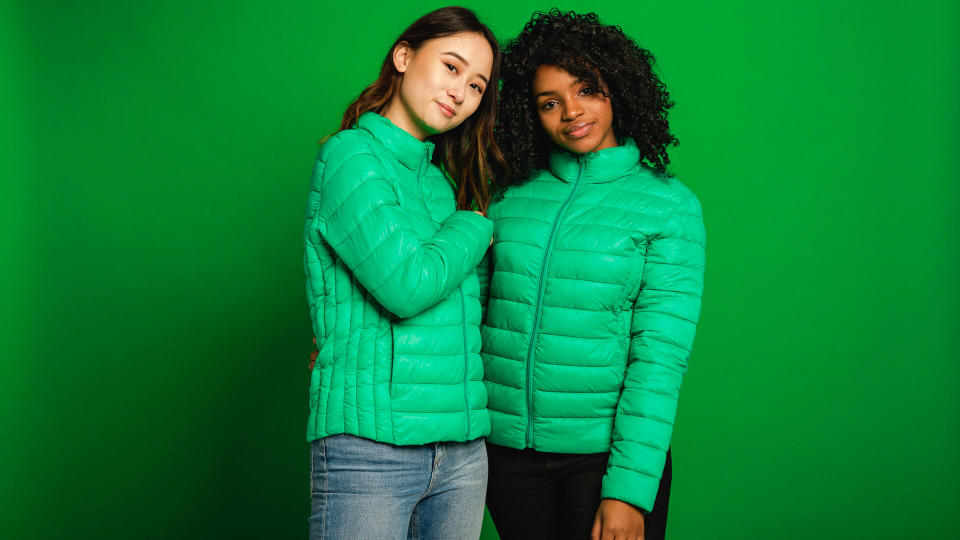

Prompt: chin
xmin=423 ymin=112 xmax=457 ymax=135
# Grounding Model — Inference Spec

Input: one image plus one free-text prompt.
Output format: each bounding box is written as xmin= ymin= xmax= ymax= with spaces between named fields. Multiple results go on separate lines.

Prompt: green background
xmin=4 ymin=0 xmax=958 ymax=538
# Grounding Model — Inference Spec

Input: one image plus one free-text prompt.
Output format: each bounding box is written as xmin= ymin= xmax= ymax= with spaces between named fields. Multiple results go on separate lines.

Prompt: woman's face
xmin=533 ymin=64 xmax=617 ymax=155
xmin=385 ymin=32 xmax=493 ymax=140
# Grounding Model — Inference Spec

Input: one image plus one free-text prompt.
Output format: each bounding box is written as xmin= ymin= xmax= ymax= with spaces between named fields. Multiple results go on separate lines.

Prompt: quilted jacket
xmin=304 ymin=111 xmax=493 ymax=446
xmin=480 ymin=140 xmax=705 ymax=511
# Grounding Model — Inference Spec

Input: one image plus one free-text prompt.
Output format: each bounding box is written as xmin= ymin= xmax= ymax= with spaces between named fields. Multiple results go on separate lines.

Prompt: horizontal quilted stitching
xmin=304 ymin=112 xmax=493 ymax=446
xmin=480 ymin=141 xmax=705 ymax=511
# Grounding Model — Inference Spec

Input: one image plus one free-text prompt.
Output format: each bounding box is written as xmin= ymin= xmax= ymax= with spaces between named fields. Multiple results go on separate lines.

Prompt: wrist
xmin=602 ymin=498 xmax=646 ymax=514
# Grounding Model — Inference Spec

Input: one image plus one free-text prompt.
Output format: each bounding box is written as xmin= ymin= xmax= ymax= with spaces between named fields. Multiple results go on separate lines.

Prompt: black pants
xmin=485 ymin=443 xmax=672 ymax=540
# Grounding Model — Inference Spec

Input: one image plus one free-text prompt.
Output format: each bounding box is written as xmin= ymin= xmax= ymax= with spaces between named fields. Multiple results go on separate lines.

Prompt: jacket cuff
xmin=445 ymin=210 xmax=494 ymax=250
xmin=600 ymin=466 xmax=662 ymax=512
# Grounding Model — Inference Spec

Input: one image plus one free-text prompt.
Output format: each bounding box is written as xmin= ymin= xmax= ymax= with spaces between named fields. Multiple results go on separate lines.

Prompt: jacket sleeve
xmin=313 ymin=146 xmax=493 ymax=319
xmin=600 ymin=194 xmax=706 ymax=511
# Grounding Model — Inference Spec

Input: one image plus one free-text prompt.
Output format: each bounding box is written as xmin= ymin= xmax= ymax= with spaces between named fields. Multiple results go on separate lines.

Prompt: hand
xmin=308 ymin=337 xmax=318 ymax=371
xmin=591 ymin=498 xmax=645 ymax=540
xmin=472 ymin=210 xmax=494 ymax=246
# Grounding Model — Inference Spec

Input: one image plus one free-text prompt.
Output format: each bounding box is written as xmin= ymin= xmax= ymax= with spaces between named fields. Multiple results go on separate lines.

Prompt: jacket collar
xmin=547 ymin=139 xmax=641 ymax=184
xmin=356 ymin=111 xmax=435 ymax=170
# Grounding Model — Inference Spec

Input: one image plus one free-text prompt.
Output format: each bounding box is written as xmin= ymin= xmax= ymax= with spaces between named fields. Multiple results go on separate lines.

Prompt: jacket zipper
xmin=415 ymin=148 xmax=430 ymax=209
xmin=459 ymin=286 xmax=471 ymax=439
xmin=422 ymin=145 xmax=471 ymax=440
xmin=523 ymin=160 xmax=585 ymax=447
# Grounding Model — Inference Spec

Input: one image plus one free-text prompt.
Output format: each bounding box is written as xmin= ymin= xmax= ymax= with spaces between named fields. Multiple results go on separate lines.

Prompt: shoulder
xmin=310 ymin=129 xmax=396 ymax=197
xmin=660 ymin=175 xmax=703 ymax=220
xmin=317 ymin=129 xmax=389 ymax=176
xmin=659 ymin=176 xmax=704 ymax=245
xmin=488 ymin=168 xmax=562 ymax=215
xmin=495 ymin=168 xmax=561 ymax=197
xmin=617 ymin=168 xmax=705 ymax=247
xmin=627 ymin=166 xmax=703 ymax=219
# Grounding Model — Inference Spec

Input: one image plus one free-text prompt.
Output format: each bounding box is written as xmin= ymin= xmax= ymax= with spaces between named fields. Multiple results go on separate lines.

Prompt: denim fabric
xmin=309 ymin=434 xmax=487 ymax=540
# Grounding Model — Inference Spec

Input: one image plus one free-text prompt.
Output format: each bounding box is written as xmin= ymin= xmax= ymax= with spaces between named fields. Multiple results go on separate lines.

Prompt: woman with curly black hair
xmin=479 ymin=9 xmax=706 ymax=540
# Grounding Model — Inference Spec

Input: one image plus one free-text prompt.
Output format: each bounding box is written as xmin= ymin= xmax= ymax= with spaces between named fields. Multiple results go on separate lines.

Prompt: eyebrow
xmin=534 ymin=78 xmax=588 ymax=99
xmin=443 ymin=51 xmax=489 ymax=85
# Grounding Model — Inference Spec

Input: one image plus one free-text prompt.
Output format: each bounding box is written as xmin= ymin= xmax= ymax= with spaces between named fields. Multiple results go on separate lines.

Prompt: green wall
xmin=4 ymin=1 xmax=958 ymax=538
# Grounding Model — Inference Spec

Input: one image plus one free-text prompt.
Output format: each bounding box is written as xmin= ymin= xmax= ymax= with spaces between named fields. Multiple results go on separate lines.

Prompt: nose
xmin=561 ymin=100 xmax=584 ymax=122
xmin=448 ymin=83 xmax=465 ymax=105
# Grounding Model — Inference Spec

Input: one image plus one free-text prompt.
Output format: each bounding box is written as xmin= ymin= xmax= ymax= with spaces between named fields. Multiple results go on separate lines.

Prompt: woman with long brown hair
xmin=302 ymin=7 xmax=503 ymax=539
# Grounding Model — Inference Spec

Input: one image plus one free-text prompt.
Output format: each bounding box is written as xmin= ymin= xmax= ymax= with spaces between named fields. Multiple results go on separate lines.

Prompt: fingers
xmin=599 ymin=522 xmax=643 ymax=540
xmin=600 ymin=529 xmax=636 ymax=540
xmin=309 ymin=347 xmax=318 ymax=370
xmin=590 ymin=508 xmax=602 ymax=540
xmin=596 ymin=510 xmax=614 ymax=540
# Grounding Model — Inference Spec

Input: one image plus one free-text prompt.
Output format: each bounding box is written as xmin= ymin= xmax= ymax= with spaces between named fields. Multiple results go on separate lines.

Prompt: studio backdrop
xmin=2 ymin=1 xmax=958 ymax=538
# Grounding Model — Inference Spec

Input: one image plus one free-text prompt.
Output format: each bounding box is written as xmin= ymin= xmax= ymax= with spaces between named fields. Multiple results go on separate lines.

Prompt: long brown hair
xmin=339 ymin=6 xmax=505 ymax=212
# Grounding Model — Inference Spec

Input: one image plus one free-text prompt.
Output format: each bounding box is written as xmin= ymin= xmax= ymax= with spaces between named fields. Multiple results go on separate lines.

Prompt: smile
xmin=564 ymin=122 xmax=594 ymax=139
xmin=437 ymin=102 xmax=456 ymax=118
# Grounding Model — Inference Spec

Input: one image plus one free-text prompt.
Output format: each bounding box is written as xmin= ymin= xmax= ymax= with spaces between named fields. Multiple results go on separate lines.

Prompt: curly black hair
xmin=494 ymin=9 xmax=678 ymax=186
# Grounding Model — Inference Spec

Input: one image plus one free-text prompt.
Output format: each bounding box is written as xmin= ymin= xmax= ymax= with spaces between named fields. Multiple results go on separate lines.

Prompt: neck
xmin=381 ymin=95 xmax=428 ymax=141
xmin=548 ymin=138 xmax=640 ymax=184
xmin=580 ymin=129 xmax=618 ymax=155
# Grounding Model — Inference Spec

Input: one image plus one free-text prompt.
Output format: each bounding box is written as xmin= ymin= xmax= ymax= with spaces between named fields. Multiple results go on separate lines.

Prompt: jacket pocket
xmin=388 ymin=323 xmax=396 ymax=391
xmin=618 ymin=237 xmax=648 ymax=310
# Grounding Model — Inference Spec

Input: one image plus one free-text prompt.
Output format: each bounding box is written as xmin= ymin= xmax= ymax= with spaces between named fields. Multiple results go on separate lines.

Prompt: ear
xmin=392 ymin=42 xmax=412 ymax=73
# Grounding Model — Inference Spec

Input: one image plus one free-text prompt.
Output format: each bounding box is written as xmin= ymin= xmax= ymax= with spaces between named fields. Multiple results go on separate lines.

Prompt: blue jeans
xmin=308 ymin=434 xmax=488 ymax=540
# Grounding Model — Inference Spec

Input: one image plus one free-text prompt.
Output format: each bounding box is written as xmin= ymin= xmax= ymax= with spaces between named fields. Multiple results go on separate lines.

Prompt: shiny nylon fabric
xmin=304 ymin=112 xmax=493 ymax=446
xmin=480 ymin=141 xmax=705 ymax=510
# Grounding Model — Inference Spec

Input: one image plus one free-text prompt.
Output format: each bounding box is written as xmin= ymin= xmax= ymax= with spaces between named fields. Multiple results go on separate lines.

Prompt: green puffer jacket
xmin=480 ymin=141 xmax=705 ymax=511
xmin=304 ymin=111 xmax=493 ymax=446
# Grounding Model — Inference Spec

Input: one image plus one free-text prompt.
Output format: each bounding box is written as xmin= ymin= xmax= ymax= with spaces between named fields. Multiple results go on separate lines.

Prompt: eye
xmin=540 ymin=100 xmax=558 ymax=111
xmin=470 ymin=83 xmax=484 ymax=94
xmin=445 ymin=63 xmax=458 ymax=74
xmin=578 ymin=86 xmax=595 ymax=96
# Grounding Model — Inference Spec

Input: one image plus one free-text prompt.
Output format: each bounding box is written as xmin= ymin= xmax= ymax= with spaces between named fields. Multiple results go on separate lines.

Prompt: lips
xmin=437 ymin=102 xmax=456 ymax=118
xmin=564 ymin=121 xmax=594 ymax=139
